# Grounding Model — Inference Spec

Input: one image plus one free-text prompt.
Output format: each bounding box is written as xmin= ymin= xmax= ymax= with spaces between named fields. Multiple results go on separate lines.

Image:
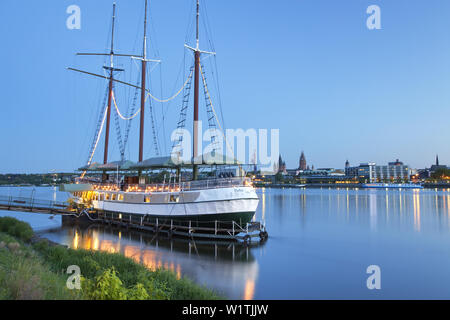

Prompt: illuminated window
xmin=99 ymin=193 xmax=104 ymax=201
xmin=118 ymin=194 xmax=124 ymax=201
xmin=111 ymin=194 xmax=117 ymax=201
xmin=170 ymin=195 xmax=179 ymax=203
xmin=144 ymin=196 xmax=151 ymax=203
xmin=105 ymin=193 xmax=110 ymax=200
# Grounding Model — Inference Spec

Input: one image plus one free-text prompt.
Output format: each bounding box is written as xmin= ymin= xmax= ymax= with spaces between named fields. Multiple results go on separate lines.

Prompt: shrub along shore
xmin=0 ymin=217 xmax=222 ymax=300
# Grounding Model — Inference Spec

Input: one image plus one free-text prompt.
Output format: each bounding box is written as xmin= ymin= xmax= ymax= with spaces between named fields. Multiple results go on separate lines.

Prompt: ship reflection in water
xmin=56 ymin=223 xmax=259 ymax=300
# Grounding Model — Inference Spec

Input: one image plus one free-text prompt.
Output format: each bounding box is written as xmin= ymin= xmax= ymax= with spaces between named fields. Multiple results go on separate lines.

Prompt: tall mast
xmin=193 ymin=0 xmax=200 ymax=180
xmin=139 ymin=0 xmax=148 ymax=163
xmin=103 ymin=2 xmax=117 ymax=165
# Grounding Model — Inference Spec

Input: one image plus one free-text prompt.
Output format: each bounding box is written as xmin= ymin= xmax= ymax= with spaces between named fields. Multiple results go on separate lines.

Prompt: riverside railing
xmin=0 ymin=195 xmax=68 ymax=211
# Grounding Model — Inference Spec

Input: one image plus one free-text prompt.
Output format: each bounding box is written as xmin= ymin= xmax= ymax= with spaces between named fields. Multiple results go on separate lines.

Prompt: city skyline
xmin=2 ymin=0 xmax=450 ymax=173
xmin=278 ymin=150 xmax=444 ymax=172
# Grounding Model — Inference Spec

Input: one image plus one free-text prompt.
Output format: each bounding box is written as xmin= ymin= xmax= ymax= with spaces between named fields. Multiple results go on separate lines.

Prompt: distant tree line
xmin=430 ymin=168 xmax=450 ymax=180
xmin=0 ymin=173 xmax=75 ymax=186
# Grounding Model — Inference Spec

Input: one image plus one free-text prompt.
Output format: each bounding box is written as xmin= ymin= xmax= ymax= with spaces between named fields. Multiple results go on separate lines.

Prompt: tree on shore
xmin=431 ymin=168 xmax=450 ymax=180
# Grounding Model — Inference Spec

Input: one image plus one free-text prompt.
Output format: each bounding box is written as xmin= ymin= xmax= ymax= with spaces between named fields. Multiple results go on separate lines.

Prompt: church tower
xmin=299 ymin=151 xmax=307 ymax=170
xmin=278 ymin=154 xmax=286 ymax=173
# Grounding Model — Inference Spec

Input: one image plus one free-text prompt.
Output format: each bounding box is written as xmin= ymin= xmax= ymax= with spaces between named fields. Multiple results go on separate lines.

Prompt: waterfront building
xmin=417 ymin=155 xmax=448 ymax=180
xmin=286 ymin=169 xmax=300 ymax=176
xmin=430 ymin=154 xmax=447 ymax=172
xmin=345 ymin=160 xmax=359 ymax=178
xmin=345 ymin=160 xmax=411 ymax=182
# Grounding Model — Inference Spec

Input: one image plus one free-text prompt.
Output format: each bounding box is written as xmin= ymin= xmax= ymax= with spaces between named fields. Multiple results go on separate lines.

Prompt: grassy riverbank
xmin=0 ymin=217 xmax=222 ymax=300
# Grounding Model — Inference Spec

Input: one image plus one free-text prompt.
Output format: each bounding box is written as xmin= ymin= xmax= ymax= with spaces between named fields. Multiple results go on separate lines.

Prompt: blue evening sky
xmin=1 ymin=0 xmax=450 ymax=173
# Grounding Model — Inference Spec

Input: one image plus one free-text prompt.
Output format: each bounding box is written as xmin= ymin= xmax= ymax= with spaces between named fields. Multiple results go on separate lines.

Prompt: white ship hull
xmin=73 ymin=185 xmax=259 ymax=223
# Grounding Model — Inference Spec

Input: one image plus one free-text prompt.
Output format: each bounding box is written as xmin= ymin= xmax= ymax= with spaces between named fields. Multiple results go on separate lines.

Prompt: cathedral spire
xmin=299 ymin=151 xmax=307 ymax=170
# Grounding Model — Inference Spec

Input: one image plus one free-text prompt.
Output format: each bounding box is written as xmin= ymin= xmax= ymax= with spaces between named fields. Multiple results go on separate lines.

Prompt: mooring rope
xmin=82 ymin=209 xmax=102 ymax=221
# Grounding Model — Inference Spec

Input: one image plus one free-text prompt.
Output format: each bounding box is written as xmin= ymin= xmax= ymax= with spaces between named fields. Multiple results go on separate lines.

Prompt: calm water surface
xmin=1 ymin=186 xmax=450 ymax=299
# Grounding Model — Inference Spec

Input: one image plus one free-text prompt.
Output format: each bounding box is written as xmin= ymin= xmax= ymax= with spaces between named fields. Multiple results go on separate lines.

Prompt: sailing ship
xmin=61 ymin=1 xmax=259 ymax=225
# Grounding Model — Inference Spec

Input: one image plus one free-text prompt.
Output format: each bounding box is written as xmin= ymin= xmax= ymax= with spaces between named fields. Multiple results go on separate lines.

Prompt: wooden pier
xmin=0 ymin=195 xmax=268 ymax=243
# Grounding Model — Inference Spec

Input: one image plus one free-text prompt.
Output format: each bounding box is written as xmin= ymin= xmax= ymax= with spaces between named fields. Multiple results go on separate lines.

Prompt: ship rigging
xmin=62 ymin=0 xmax=260 ymax=226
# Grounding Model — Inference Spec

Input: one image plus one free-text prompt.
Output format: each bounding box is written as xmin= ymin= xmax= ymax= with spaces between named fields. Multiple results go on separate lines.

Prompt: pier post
xmin=232 ymin=244 xmax=235 ymax=261
xmin=214 ymin=244 xmax=217 ymax=260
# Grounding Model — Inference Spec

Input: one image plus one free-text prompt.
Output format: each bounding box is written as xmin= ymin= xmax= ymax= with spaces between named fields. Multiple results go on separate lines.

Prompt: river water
xmin=1 ymin=186 xmax=450 ymax=299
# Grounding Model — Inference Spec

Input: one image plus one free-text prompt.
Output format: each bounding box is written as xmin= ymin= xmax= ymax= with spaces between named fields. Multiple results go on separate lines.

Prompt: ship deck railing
xmin=79 ymin=177 xmax=253 ymax=193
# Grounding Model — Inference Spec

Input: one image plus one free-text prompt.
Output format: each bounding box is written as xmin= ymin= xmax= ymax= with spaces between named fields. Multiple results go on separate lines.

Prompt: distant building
xmin=430 ymin=154 xmax=447 ymax=172
xmin=418 ymin=155 xmax=448 ymax=179
xmin=286 ymin=169 xmax=300 ymax=176
xmin=278 ymin=154 xmax=287 ymax=174
xmin=345 ymin=159 xmax=410 ymax=182
xmin=299 ymin=151 xmax=307 ymax=170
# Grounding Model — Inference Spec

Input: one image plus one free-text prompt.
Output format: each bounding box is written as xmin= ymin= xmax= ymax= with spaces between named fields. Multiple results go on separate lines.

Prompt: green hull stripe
xmin=100 ymin=211 xmax=255 ymax=224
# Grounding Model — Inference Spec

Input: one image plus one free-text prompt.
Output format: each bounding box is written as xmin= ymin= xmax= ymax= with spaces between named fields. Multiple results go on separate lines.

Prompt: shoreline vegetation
xmin=0 ymin=217 xmax=222 ymax=300
xmin=0 ymin=173 xmax=75 ymax=187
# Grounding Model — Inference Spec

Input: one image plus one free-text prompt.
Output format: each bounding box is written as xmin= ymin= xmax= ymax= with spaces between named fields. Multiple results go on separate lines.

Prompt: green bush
xmin=82 ymin=268 xmax=127 ymax=300
xmin=0 ymin=217 xmax=34 ymax=242
xmin=81 ymin=268 xmax=169 ymax=300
